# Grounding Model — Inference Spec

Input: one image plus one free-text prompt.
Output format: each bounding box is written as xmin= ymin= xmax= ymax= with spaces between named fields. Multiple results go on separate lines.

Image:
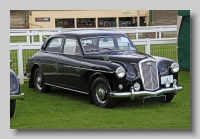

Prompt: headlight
xmin=116 ymin=67 xmax=125 ymax=78
xmin=10 ymin=70 xmax=20 ymax=95
xmin=170 ymin=63 xmax=179 ymax=73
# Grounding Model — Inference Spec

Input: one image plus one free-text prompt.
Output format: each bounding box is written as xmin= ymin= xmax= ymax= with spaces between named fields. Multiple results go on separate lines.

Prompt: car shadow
xmin=45 ymin=86 xmax=90 ymax=104
xmin=44 ymin=86 xmax=175 ymax=109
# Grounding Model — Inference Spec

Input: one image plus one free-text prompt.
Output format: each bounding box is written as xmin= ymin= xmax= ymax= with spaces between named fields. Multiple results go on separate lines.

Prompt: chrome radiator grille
xmin=139 ymin=59 xmax=159 ymax=90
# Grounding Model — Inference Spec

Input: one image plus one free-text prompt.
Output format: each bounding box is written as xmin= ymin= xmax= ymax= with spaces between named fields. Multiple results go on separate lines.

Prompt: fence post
xmin=38 ymin=32 xmax=43 ymax=43
xmin=26 ymin=30 xmax=30 ymax=44
xmin=58 ymin=27 xmax=61 ymax=33
xmin=31 ymin=30 xmax=35 ymax=44
xmin=17 ymin=43 xmax=24 ymax=84
xmin=145 ymin=38 xmax=150 ymax=55
xmin=136 ymin=28 xmax=138 ymax=40
xmin=159 ymin=27 xmax=162 ymax=39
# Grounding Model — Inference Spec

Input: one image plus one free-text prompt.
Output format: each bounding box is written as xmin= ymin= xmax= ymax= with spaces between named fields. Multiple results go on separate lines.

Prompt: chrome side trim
xmin=138 ymin=58 xmax=159 ymax=91
xmin=10 ymin=93 xmax=25 ymax=100
xmin=60 ymin=64 xmax=114 ymax=73
xmin=45 ymin=83 xmax=89 ymax=95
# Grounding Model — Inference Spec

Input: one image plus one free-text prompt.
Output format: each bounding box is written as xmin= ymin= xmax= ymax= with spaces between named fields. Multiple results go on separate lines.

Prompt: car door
xmin=57 ymin=37 xmax=82 ymax=90
xmin=40 ymin=37 xmax=63 ymax=85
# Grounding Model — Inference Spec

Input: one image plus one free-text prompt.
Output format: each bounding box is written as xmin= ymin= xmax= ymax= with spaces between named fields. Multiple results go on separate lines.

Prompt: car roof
xmin=52 ymin=29 xmax=126 ymax=38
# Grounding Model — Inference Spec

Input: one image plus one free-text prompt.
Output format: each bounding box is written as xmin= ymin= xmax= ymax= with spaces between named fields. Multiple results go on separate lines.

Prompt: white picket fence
xmin=10 ymin=25 xmax=177 ymax=44
xmin=10 ymin=26 xmax=177 ymax=84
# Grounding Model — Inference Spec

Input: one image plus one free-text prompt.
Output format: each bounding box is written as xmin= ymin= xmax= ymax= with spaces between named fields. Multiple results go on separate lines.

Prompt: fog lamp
xmin=133 ymin=82 xmax=140 ymax=91
xmin=165 ymin=79 xmax=170 ymax=88
xmin=118 ymin=84 xmax=123 ymax=90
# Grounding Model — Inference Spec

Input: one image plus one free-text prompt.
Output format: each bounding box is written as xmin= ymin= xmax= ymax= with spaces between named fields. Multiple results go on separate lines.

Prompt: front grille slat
xmin=139 ymin=59 xmax=159 ymax=91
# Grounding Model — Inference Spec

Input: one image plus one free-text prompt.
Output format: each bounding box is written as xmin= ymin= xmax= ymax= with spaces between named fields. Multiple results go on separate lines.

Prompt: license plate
xmin=161 ymin=75 xmax=173 ymax=85
xmin=143 ymin=95 xmax=166 ymax=103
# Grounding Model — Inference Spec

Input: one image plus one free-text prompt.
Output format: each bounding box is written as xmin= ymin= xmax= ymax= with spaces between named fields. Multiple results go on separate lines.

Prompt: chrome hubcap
xmin=96 ymin=84 xmax=107 ymax=104
xmin=36 ymin=73 xmax=43 ymax=90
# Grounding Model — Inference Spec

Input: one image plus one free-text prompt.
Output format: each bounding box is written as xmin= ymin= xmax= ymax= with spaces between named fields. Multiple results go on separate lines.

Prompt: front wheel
xmin=34 ymin=68 xmax=50 ymax=93
xmin=91 ymin=77 xmax=116 ymax=108
xmin=10 ymin=100 xmax=16 ymax=118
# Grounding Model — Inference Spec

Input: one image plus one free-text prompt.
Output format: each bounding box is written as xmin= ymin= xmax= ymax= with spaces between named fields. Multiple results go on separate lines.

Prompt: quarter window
xmin=45 ymin=38 xmax=62 ymax=53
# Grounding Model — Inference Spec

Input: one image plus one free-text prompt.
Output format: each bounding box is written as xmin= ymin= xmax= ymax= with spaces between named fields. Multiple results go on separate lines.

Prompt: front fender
xmin=152 ymin=56 xmax=175 ymax=76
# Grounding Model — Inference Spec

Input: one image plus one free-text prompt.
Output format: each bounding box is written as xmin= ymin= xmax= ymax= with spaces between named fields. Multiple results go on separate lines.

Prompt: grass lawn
xmin=10 ymin=70 xmax=190 ymax=130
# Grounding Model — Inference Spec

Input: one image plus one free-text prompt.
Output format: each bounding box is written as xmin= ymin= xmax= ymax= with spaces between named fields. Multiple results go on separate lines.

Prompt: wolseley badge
xmin=146 ymin=62 xmax=152 ymax=66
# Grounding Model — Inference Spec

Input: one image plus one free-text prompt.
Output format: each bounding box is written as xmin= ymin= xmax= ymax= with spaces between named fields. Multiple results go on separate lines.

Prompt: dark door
xmin=57 ymin=37 xmax=82 ymax=90
xmin=140 ymin=17 xmax=146 ymax=26
xmin=40 ymin=37 xmax=63 ymax=85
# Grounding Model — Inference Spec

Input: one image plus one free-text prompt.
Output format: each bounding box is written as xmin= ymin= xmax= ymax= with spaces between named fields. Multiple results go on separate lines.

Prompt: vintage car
xmin=25 ymin=30 xmax=182 ymax=108
xmin=10 ymin=60 xmax=25 ymax=118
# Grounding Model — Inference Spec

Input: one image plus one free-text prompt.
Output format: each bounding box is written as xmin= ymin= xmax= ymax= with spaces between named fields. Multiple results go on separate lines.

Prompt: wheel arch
xmin=31 ymin=64 xmax=41 ymax=80
xmin=88 ymin=72 xmax=112 ymax=92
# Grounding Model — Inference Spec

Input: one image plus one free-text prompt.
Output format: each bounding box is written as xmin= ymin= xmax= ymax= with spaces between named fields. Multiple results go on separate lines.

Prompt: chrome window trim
xmin=138 ymin=58 xmax=159 ymax=91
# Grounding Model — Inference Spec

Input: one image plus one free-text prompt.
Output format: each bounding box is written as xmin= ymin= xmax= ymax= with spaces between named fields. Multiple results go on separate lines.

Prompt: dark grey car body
xmin=25 ymin=30 xmax=182 ymax=108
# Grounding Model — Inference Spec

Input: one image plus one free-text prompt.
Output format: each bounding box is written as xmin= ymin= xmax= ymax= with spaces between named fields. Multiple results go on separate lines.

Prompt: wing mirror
xmin=10 ymin=60 xmax=12 ymax=65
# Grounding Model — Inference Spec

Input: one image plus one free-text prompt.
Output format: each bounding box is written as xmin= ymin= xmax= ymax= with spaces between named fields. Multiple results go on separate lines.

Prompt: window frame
xmin=44 ymin=37 xmax=64 ymax=54
xmin=61 ymin=36 xmax=83 ymax=56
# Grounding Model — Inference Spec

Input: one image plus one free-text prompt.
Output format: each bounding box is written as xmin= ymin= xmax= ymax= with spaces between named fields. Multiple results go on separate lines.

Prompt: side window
xmin=45 ymin=38 xmax=62 ymax=53
xmin=117 ymin=37 xmax=135 ymax=50
xmin=99 ymin=37 xmax=114 ymax=49
xmin=63 ymin=38 xmax=81 ymax=55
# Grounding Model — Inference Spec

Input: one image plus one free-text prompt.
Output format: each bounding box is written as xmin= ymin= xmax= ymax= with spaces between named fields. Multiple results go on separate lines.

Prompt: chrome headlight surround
xmin=10 ymin=70 xmax=20 ymax=95
xmin=170 ymin=63 xmax=179 ymax=73
xmin=115 ymin=67 xmax=125 ymax=78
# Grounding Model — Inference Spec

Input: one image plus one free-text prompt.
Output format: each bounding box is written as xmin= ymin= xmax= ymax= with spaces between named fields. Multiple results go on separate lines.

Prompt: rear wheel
xmin=91 ymin=77 xmax=116 ymax=108
xmin=10 ymin=100 xmax=16 ymax=118
xmin=34 ymin=68 xmax=50 ymax=93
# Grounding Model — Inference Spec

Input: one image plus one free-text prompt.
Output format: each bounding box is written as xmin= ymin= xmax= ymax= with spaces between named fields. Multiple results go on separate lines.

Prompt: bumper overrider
xmin=110 ymin=81 xmax=182 ymax=100
xmin=10 ymin=93 xmax=25 ymax=100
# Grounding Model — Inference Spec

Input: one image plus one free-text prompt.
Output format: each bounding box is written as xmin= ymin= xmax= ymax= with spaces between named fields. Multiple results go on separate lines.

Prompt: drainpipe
xmin=24 ymin=10 xmax=26 ymax=23
xmin=149 ymin=10 xmax=153 ymax=25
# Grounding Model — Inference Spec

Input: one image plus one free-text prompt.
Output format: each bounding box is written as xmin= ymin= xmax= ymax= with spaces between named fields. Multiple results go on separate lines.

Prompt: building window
xmin=98 ymin=18 xmax=116 ymax=27
xmin=132 ymin=17 xmax=137 ymax=27
xmin=55 ymin=19 xmax=75 ymax=28
xmin=139 ymin=17 xmax=146 ymax=26
xmin=119 ymin=17 xmax=137 ymax=27
xmin=77 ymin=18 xmax=96 ymax=28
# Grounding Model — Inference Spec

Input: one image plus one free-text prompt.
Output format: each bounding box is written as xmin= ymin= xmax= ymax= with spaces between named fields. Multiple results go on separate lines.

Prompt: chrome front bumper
xmin=10 ymin=93 xmax=25 ymax=100
xmin=110 ymin=85 xmax=182 ymax=100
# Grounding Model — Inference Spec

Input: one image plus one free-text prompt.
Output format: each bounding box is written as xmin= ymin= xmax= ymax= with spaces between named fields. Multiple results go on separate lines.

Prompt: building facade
xmin=152 ymin=10 xmax=177 ymax=25
xmin=10 ymin=10 xmax=178 ymax=29
xmin=28 ymin=10 xmax=149 ymax=29
xmin=10 ymin=10 xmax=29 ymax=29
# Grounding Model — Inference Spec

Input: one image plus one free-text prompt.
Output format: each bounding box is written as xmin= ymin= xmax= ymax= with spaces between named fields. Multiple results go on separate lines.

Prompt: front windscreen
xmin=81 ymin=35 xmax=136 ymax=54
